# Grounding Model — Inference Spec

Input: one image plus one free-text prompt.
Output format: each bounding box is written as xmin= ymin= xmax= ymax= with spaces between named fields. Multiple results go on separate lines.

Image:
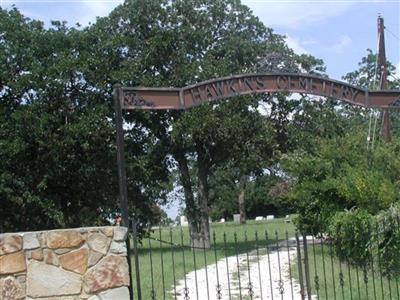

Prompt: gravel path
xmin=171 ymin=237 xmax=316 ymax=300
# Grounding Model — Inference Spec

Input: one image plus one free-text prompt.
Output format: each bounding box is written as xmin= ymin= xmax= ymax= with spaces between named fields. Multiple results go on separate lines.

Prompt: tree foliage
xmin=0 ymin=7 xmax=171 ymax=232
xmin=282 ymin=50 xmax=400 ymax=234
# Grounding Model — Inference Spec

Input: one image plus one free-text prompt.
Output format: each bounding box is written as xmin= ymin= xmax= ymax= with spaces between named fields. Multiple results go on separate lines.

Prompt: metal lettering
xmin=350 ymin=88 xmax=359 ymax=102
xmin=119 ymin=74 xmax=400 ymax=111
xmin=288 ymin=76 xmax=296 ymax=89
xmin=206 ymin=85 xmax=214 ymax=100
xmin=341 ymin=86 xmax=351 ymax=100
xmin=123 ymin=92 xmax=154 ymax=107
xmin=255 ymin=76 xmax=265 ymax=89
xmin=213 ymin=81 xmax=224 ymax=97
xmin=299 ymin=77 xmax=308 ymax=90
xmin=190 ymin=87 xmax=203 ymax=103
xmin=322 ymin=81 xmax=327 ymax=94
xmin=277 ymin=76 xmax=288 ymax=90
xmin=226 ymin=79 xmax=237 ymax=94
xmin=308 ymin=78 xmax=317 ymax=92
xmin=243 ymin=77 xmax=255 ymax=91
xmin=330 ymin=82 xmax=338 ymax=97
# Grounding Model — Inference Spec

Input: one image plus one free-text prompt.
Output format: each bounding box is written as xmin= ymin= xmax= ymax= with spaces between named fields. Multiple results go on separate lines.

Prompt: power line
xmin=385 ymin=27 xmax=400 ymax=42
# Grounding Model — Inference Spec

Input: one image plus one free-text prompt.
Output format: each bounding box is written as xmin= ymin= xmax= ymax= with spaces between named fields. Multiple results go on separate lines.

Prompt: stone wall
xmin=0 ymin=226 xmax=130 ymax=300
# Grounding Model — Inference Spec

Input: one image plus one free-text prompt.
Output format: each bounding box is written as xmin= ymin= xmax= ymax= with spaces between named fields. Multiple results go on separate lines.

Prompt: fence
xmin=126 ymin=217 xmax=400 ymax=300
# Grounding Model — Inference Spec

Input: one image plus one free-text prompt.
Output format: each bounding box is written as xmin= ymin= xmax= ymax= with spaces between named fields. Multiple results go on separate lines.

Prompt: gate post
xmin=132 ymin=217 xmax=142 ymax=300
xmin=114 ymin=84 xmax=130 ymax=227
xmin=302 ymin=233 xmax=312 ymax=300
xmin=295 ymin=232 xmax=306 ymax=300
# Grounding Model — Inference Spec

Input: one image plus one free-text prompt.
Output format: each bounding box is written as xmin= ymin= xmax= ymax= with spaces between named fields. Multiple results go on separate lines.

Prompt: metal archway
xmin=114 ymin=72 xmax=400 ymax=226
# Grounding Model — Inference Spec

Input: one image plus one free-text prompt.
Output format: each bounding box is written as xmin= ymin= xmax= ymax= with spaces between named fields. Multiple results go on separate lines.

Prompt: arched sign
xmin=118 ymin=73 xmax=400 ymax=110
xmin=113 ymin=73 xmax=400 ymax=227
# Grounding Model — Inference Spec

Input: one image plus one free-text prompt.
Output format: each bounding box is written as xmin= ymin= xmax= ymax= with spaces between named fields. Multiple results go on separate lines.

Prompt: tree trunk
xmin=174 ymin=149 xmax=208 ymax=248
xmin=194 ymin=161 xmax=210 ymax=248
xmin=238 ymin=176 xmax=247 ymax=224
xmin=173 ymin=141 xmax=211 ymax=249
xmin=193 ymin=146 xmax=211 ymax=249
xmin=174 ymin=150 xmax=197 ymax=224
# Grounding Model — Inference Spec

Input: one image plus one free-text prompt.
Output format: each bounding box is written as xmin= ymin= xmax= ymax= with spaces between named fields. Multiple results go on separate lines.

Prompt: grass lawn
xmin=292 ymin=241 xmax=400 ymax=300
xmin=128 ymin=217 xmax=295 ymax=299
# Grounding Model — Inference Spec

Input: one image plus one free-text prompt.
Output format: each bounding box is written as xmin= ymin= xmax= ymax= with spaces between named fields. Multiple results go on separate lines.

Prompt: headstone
xmin=255 ymin=216 xmax=264 ymax=221
xmin=266 ymin=215 xmax=274 ymax=221
xmin=219 ymin=218 xmax=225 ymax=223
xmin=180 ymin=216 xmax=188 ymax=226
xmin=233 ymin=214 xmax=240 ymax=222
xmin=209 ymin=217 xmax=212 ymax=223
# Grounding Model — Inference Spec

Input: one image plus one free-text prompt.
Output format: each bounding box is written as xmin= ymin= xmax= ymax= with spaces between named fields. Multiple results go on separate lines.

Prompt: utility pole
xmin=377 ymin=15 xmax=391 ymax=142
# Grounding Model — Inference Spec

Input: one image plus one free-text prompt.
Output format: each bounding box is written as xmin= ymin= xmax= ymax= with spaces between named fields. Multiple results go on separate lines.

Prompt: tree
xmin=343 ymin=49 xmax=399 ymax=90
xmin=281 ymin=50 xmax=400 ymax=233
xmin=88 ymin=0 xmax=308 ymax=247
xmin=343 ymin=49 xmax=400 ymax=138
xmin=0 ymin=7 xmax=171 ymax=232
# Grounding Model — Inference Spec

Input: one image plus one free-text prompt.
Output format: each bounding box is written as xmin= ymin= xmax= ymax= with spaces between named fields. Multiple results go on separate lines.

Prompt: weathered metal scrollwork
xmin=183 ymin=287 xmax=190 ymax=300
xmin=363 ymin=267 xmax=369 ymax=284
xmin=339 ymin=272 xmax=345 ymax=287
xmin=314 ymin=275 xmax=320 ymax=291
xmin=278 ymin=279 xmax=285 ymax=294
xmin=390 ymin=98 xmax=400 ymax=107
xmin=123 ymin=91 xmax=154 ymax=108
xmin=216 ymin=284 xmax=222 ymax=299
xmin=247 ymin=281 xmax=254 ymax=298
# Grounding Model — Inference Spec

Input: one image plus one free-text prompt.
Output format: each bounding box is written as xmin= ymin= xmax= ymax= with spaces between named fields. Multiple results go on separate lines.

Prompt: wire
xmin=367 ymin=111 xmax=373 ymax=150
xmin=385 ymin=27 xmax=400 ymax=42
xmin=371 ymin=111 xmax=378 ymax=150
xmin=389 ymin=73 xmax=400 ymax=82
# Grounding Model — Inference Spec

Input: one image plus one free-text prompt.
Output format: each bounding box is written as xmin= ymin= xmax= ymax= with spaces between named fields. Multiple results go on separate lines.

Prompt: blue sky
xmin=1 ymin=0 xmax=399 ymax=80
xmin=1 ymin=0 xmax=399 ymax=219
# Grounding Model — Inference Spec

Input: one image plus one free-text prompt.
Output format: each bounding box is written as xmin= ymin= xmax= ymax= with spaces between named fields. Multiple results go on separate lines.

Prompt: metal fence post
xmin=132 ymin=218 xmax=142 ymax=300
xmin=296 ymin=232 xmax=306 ymax=300
xmin=126 ymin=222 xmax=134 ymax=300
xmin=302 ymin=233 xmax=312 ymax=300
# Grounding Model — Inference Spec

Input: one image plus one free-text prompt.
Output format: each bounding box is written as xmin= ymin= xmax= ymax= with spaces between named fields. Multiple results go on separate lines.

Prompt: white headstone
xmin=233 ymin=214 xmax=240 ymax=222
xmin=219 ymin=218 xmax=225 ymax=223
xmin=209 ymin=217 xmax=212 ymax=223
xmin=266 ymin=215 xmax=275 ymax=220
xmin=180 ymin=216 xmax=188 ymax=226
xmin=255 ymin=216 xmax=264 ymax=221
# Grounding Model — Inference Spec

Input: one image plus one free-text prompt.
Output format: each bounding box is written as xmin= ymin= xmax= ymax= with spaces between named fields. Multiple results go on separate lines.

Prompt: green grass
xmin=292 ymin=243 xmax=400 ymax=300
xmin=128 ymin=218 xmax=295 ymax=299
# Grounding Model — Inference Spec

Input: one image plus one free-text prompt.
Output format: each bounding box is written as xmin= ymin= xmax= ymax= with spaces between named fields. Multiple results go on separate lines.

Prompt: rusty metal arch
xmin=118 ymin=73 xmax=400 ymax=111
xmin=114 ymin=73 xmax=400 ymax=226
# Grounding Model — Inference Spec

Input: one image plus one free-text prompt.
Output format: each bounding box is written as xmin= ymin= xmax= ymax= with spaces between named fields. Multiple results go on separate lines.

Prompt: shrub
xmin=328 ymin=209 xmax=374 ymax=267
xmin=374 ymin=203 xmax=400 ymax=276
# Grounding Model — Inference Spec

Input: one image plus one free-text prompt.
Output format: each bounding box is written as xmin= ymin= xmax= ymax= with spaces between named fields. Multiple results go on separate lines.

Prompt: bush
xmin=328 ymin=209 xmax=374 ymax=267
xmin=374 ymin=203 xmax=400 ymax=276
xmin=293 ymin=194 xmax=340 ymax=235
xmin=327 ymin=204 xmax=400 ymax=277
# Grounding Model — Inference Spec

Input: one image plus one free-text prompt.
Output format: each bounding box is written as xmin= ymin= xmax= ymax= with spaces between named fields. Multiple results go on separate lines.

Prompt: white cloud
xmin=332 ymin=35 xmax=352 ymax=53
xmin=285 ymin=35 xmax=309 ymax=54
xmin=243 ymin=0 xmax=355 ymax=29
xmin=2 ymin=0 xmax=122 ymax=27
xmin=302 ymin=39 xmax=318 ymax=46
xmin=79 ymin=1 xmax=123 ymax=26
xmin=396 ymin=61 xmax=400 ymax=79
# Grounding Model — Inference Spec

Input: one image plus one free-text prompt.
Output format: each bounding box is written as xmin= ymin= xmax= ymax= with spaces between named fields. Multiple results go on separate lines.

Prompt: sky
xmin=1 ymin=0 xmax=399 ymax=80
xmin=1 ymin=0 xmax=399 ymax=219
